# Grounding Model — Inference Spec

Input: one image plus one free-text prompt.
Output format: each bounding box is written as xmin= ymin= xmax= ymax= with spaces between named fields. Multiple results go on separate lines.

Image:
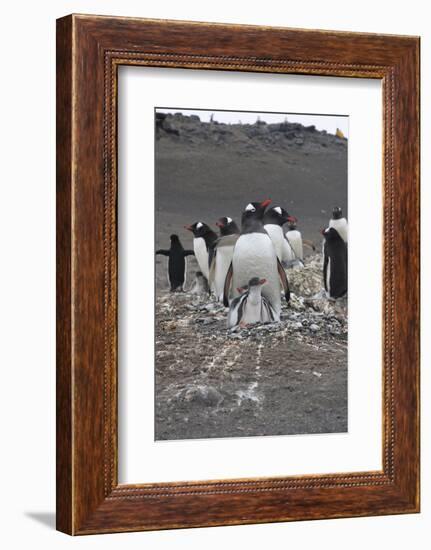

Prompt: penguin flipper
xmin=208 ymin=245 xmax=216 ymax=272
xmin=155 ymin=249 xmax=169 ymax=256
xmin=323 ymin=249 xmax=329 ymax=292
xmin=208 ymin=248 xmax=216 ymax=289
xmin=277 ymin=258 xmax=290 ymax=303
xmin=223 ymin=262 xmax=233 ymax=307
xmin=183 ymin=250 xmax=195 ymax=257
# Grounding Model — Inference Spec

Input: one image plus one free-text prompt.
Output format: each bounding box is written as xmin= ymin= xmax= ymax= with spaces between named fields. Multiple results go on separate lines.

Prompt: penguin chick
xmin=227 ymin=277 xmax=277 ymax=328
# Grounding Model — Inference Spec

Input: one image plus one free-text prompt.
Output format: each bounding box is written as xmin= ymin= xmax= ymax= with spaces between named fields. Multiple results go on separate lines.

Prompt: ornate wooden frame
xmin=56 ymin=14 xmax=420 ymax=535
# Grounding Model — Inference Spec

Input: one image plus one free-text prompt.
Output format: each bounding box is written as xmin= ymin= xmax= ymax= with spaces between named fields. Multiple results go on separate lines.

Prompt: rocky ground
xmin=155 ymin=254 xmax=348 ymax=440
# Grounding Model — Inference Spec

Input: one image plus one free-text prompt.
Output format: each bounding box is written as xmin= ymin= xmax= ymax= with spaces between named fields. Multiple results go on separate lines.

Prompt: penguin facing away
xmin=209 ymin=216 xmax=240 ymax=301
xmin=223 ymin=199 xmax=290 ymax=320
xmin=156 ymin=234 xmax=194 ymax=292
xmin=227 ymin=277 xmax=277 ymax=328
xmin=329 ymin=206 xmax=348 ymax=243
xmin=184 ymin=222 xmax=218 ymax=280
xmin=322 ymin=227 xmax=348 ymax=299
xmin=263 ymin=206 xmax=296 ymax=263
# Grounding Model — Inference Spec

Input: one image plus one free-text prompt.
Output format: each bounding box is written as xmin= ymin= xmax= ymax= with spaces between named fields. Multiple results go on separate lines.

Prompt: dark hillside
xmin=155 ymin=112 xmax=347 ymax=288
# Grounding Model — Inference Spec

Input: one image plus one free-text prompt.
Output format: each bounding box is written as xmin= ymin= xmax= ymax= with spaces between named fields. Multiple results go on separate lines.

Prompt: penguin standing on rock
xmin=329 ymin=206 xmax=348 ymax=243
xmin=322 ymin=227 xmax=348 ymax=299
xmin=209 ymin=216 xmax=240 ymax=301
xmin=223 ymin=200 xmax=290 ymax=320
xmin=263 ymin=206 xmax=296 ymax=263
xmin=227 ymin=277 xmax=277 ymax=328
xmin=156 ymin=234 xmax=194 ymax=292
xmin=184 ymin=222 xmax=218 ymax=280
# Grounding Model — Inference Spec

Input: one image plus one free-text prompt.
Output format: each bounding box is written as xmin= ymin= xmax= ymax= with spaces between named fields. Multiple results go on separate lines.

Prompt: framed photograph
xmin=56 ymin=14 xmax=420 ymax=535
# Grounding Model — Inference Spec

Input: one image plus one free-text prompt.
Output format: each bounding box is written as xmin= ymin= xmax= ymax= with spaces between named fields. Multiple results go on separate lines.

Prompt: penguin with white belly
xmin=285 ymin=219 xmax=316 ymax=262
xmin=322 ymin=227 xmax=348 ymax=299
xmin=263 ymin=206 xmax=296 ymax=263
xmin=209 ymin=216 xmax=240 ymax=301
xmin=227 ymin=277 xmax=277 ymax=328
xmin=184 ymin=222 xmax=218 ymax=281
xmin=223 ymin=200 xmax=290 ymax=320
xmin=329 ymin=206 xmax=348 ymax=243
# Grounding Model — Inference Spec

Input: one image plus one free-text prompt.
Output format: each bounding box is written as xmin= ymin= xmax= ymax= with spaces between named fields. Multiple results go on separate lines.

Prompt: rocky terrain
xmin=154 ymin=112 xmax=348 ymax=440
xmin=155 ymin=254 xmax=348 ymax=440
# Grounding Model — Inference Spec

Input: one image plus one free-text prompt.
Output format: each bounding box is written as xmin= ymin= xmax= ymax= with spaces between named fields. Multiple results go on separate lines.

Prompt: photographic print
xmin=155 ymin=107 xmax=348 ymax=441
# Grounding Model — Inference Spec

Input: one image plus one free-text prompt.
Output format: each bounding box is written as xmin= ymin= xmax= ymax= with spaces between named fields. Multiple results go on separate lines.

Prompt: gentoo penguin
xmin=184 ymin=222 xmax=218 ymax=280
xmin=223 ymin=200 xmax=290 ymax=320
xmin=263 ymin=206 xmax=296 ymax=263
xmin=156 ymin=234 xmax=194 ymax=292
xmin=209 ymin=216 xmax=240 ymax=301
xmin=189 ymin=271 xmax=210 ymax=296
xmin=329 ymin=206 xmax=348 ymax=243
xmin=285 ymin=220 xmax=316 ymax=262
xmin=322 ymin=227 xmax=348 ymax=299
xmin=227 ymin=277 xmax=277 ymax=328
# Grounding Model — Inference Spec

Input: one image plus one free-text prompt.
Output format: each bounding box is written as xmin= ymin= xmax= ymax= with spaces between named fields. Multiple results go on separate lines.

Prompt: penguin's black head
xmin=184 ymin=221 xmax=211 ymax=238
xmin=248 ymin=277 xmax=266 ymax=287
xmin=216 ymin=216 xmax=240 ymax=236
xmin=241 ymin=198 xmax=271 ymax=225
xmin=241 ymin=200 xmax=272 ymax=233
xmin=286 ymin=219 xmax=298 ymax=231
xmin=170 ymin=234 xmax=180 ymax=243
xmin=332 ymin=207 xmax=343 ymax=219
xmin=263 ymin=206 xmax=296 ymax=227
xmin=237 ymin=277 xmax=266 ymax=294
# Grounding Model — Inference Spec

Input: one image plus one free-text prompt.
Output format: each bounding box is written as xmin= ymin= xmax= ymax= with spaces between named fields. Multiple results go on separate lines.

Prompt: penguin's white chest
xmin=193 ymin=237 xmax=209 ymax=278
xmin=232 ymin=233 xmax=281 ymax=314
xmin=286 ymin=230 xmax=303 ymax=260
xmin=264 ymin=224 xmax=292 ymax=262
xmin=329 ymin=218 xmax=348 ymax=243
xmin=241 ymin=296 xmax=262 ymax=325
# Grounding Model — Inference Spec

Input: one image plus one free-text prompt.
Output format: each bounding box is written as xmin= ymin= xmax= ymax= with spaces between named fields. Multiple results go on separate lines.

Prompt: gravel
xmin=155 ymin=253 xmax=348 ymax=440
